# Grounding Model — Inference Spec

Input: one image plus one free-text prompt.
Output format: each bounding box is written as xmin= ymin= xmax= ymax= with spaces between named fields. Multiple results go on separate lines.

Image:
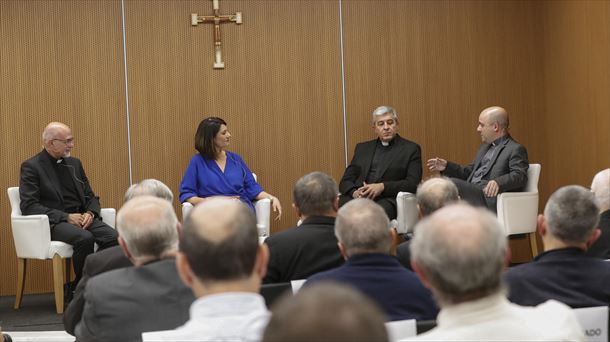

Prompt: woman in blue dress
xmin=179 ymin=117 xmax=282 ymax=219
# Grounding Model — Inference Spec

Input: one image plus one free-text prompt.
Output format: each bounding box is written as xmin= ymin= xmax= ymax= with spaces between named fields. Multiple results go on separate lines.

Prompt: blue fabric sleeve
xmin=179 ymin=155 xmax=200 ymax=203
xmin=233 ymin=153 xmax=263 ymax=200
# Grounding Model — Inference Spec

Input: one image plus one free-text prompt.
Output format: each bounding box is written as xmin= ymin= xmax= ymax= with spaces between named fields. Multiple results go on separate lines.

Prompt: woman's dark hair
xmin=195 ymin=117 xmax=227 ymax=160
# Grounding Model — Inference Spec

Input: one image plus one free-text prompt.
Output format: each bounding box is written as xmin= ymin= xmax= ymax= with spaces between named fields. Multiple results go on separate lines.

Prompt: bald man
xmin=587 ymin=168 xmax=610 ymax=259
xmin=19 ymin=122 xmax=118 ymax=294
xmin=428 ymin=106 xmax=529 ymax=211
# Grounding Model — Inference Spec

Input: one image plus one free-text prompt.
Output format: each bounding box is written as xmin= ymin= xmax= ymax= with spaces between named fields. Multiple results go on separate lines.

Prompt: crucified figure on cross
xmin=191 ymin=0 xmax=242 ymax=69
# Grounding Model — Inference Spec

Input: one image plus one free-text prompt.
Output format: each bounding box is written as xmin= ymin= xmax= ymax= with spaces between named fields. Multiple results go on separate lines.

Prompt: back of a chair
xmin=396 ymin=192 xmax=418 ymax=234
xmin=260 ymin=282 xmax=292 ymax=308
xmin=7 ymin=187 xmax=21 ymax=216
xmin=525 ymin=164 xmax=541 ymax=192
xmin=385 ymin=319 xmax=416 ymax=341
xmin=573 ymin=306 xmax=609 ymax=342
xmin=291 ymin=279 xmax=306 ymax=294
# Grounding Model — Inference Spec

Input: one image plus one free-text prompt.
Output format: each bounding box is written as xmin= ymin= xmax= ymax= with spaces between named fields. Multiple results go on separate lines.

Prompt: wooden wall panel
xmin=0 ymin=1 xmax=128 ymax=296
xmin=124 ymin=0 xmax=345 ymax=231
xmin=341 ymin=1 xmax=546 ymax=183
xmin=542 ymin=1 xmax=610 ymax=196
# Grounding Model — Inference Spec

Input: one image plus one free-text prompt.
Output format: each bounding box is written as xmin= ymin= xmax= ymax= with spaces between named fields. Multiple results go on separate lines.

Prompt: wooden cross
xmin=191 ymin=0 xmax=242 ymax=69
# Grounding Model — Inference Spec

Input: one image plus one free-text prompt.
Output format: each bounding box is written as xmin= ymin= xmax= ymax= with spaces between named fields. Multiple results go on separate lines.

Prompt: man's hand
xmin=81 ymin=212 xmax=94 ymax=229
xmin=359 ymin=182 xmax=384 ymax=200
xmin=67 ymin=213 xmax=84 ymax=226
xmin=483 ymin=180 xmax=499 ymax=197
xmin=427 ymin=157 xmax=447 ymax=172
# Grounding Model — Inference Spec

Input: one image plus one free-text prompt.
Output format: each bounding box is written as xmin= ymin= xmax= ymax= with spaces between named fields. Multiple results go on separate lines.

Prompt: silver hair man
xmin=371 ymin=105 xmax=398 ymax=124
xmin=116 ymin=195 xmax=179 ymax=265
xmin=293 ymin=172 xmax=338 ymax=217
xmin=124 ymin=179 xmax=174 ymax=203
xmin=591 ymin=169 xmax=610 ymax=212
xmin=544 ymin=185 xmax=600 ymax=244
xmin=416 ymin=177 xmax=460 ymax=216
xmin=335 ymin=198 xmax=393 ymax=256
xmin=410 ymin=204 xmax=507 ymax=306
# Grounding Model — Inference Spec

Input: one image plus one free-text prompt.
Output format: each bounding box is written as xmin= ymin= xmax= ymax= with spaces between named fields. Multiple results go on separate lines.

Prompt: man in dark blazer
xmin=75 ymin=196 xmax=194 ymax=342
xmin=306 ymin=199 xmax=438 ymax=322
xmin=427 ymin=106 xmax=529 ymax=211
xmin=587 ymin=168 xmax=610 ymax=259
xmin=505 ymin=185 xmax=610 ymax=308
xmin=339 ymin=106 xmax=422 ymax=220
xmin=63 ymin=179 xmax=174 ymax=335
xmin=263 ymin=172 xmax=343 ymax=284
xmin=19 ymin=122 xmax=117 ymax=287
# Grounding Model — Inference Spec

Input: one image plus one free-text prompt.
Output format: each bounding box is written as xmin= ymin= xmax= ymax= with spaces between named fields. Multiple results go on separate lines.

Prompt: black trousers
xmin=339 ymin=194 xmax=397 ymax=220
xmin=450 ymin=178 xmax=497 ymax=213
xmin=51 ymin=219 xmax=118 ymax=285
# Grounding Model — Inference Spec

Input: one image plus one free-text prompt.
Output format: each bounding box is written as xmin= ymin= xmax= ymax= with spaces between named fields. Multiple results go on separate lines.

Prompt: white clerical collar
xmin=381 ymin=141 xmax=389 ymax=147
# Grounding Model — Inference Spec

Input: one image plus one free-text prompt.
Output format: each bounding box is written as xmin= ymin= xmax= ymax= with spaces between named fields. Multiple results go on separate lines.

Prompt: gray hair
xmin=544 ymin=185 xmax=600 ymax=244
xmin=371 ymin=105 xmax=397 ymax=124
xmin=116 ymin=196 xmax=178 ymax=261
xmin=42 ymin=122 xmax=69 ymax=143
xmin=416 ymin=177 xmax=459 ymax=216
xmin=335 ymin=198 xmax=391 ymax=255
xmin=591 ymin=169 xmax=610 ymax=212
xmin=124 ymin=179 xmax=174 ymax=203
xmin=410 ymin=204 xmax=507 ymax=307
xmin=293 ymin=172 xmax=338 ymax=216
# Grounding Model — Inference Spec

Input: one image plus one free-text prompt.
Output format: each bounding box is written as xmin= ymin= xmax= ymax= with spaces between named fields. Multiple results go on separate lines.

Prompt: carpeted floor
xmin=0 ymin=293 xmax=64 ymax=331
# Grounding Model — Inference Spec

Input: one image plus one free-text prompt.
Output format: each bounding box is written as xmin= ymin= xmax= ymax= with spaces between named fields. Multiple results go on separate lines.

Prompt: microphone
xmin=60 ymin=162 xmax=85 ymax=185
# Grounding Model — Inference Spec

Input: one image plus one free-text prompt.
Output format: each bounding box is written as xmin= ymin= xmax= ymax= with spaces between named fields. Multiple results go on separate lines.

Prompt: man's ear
xmin=333 ymin=196 xmax=340 ymax=212
xmin=586 ymin=228 xmax=602 ymax=248
xmin=390 ymin=228 xmax=398 ymax=256
xmin=255 ymin=244 xmax=269 ymax=279
xmin=175 ymin=221 xmax=183 ymax=239
xmin=411 ymin=260 xmax=431 ymax=289
xmin=176 ymin=252 xmax=195 ymax=289
xmin=118 ymin=236 xmax=133 ymax=262
xmin=503 ymin=246 xmax=512 ymax=270
xmin=337 ymin=242 xmax=348 ymax=260
xmin=292 ymin=203 xmax=301 ymax=218
xmin=417 ymin=204 xmax=425 ymax=218
xmin=536 ymin=214 xmax=547 ymax=237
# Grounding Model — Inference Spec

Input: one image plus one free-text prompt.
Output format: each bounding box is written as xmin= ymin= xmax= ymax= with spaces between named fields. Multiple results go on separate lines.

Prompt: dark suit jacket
xmin=306 ymin=253 xmax=438 ymax=321
xmin=63 ymin=246 xmax=132 ymax=335
xmin=20 ymin=150 xmax=101 ymax=224
xmin=505 ymin=247 xmax=610 ymax=308
xmin=443 ymin=135 xmax=529 ymax=193
xmin=587 ymin=210 xmax=610 ymax=259
xmin=263 ymin=216 xmax=343 ymax=284
xmin=75 ymin=258 xmax=195 ymax=342
xmin=339 ymin=135 xmax=422 ymax=198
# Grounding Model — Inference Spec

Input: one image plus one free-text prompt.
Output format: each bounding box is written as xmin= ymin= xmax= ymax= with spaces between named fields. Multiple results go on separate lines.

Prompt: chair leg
xmin=52 ymin=254 xmax=65 ymax=314
xmin=14 ymin=258 xmax=26 ymax=309
xmin=529 ymin=232 xmax=539 ymax=258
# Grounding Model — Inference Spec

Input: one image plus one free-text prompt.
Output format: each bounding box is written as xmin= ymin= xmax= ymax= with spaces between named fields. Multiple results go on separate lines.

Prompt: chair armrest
xmin=182 ymin=202 xmax=193 ymax=221
xmin=10 ymin=214 xmax=52 ymax=259
xmin=396 ymin=192 xmax=418 ymax=234
xmin=497 ymin=191 xmax=539 ymax=235
xmin=255 ymin=198 xmax=271 ymax=236
xmin=100 ymin=208 xmax=116 ymax=229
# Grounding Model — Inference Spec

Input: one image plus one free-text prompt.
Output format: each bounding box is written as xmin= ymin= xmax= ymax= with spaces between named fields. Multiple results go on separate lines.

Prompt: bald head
xmin=416 ymin=177 xmax=459 ymax=216
xmin=481 ymin=106 xmax=509 ymax=130
xmin=116 ymin=195 xmax=178 ymax=262
xmin=477 ymin=106 xmax=509 ymax=144
xmin=411 ymin=204 xmax=507 ymax=306
xmin=181 ymin=198 xmax=258 ymax=282
xmin=591 ymin=169 xmax=610 ymax=212
xmin=42 ymin=122 xmax=74 ymax=159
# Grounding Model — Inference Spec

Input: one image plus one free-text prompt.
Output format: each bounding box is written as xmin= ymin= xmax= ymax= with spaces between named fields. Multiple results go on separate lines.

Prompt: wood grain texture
xmin=124 ymin=0 xmax=345 ymax=230
xmin=0 ymin=0 xmax=129 ymax=296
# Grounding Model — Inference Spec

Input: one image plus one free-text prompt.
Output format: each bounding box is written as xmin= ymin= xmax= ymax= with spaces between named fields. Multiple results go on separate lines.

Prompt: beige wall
xmin=1 ymin=0 xmax=608 ymax=295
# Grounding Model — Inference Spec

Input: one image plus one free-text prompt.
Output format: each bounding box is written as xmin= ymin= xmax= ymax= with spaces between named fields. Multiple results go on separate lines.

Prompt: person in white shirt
xmin=143 ymin=198 xmax=270 ymax=342
xmin=404 ymin=203 xmax=584 ymax=341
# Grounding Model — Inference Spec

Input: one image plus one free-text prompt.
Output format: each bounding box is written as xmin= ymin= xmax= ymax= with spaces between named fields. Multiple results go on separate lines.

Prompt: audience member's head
xmin=124 ymin=178 xmax=174 ymax=203
xmin=293 ymin=172 xmax=339 ymax=218
xmin=416 ymin=177 xmax=460 ymax=216
xmin=540 ymin=185 xmax=600 ymax=249
xmin=411 ymin=204 xmax=507 ymax=307
xmin=591 ymin=168 xmax=610 ymax=213
xmin=263 ymin=282 xmax=388 ymax=342
xmin=335 ymin=198 xmax=394 ymax=257
xmin=177 ymin=198 xmax=267 ymax=296
xmin=116 ymin=196 xmax=179 ymax=266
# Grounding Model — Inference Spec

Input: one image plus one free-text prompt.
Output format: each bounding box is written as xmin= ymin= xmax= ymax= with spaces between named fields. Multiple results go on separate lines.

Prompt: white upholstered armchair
xmin=7 ymin=187 xmax=115 ymax=314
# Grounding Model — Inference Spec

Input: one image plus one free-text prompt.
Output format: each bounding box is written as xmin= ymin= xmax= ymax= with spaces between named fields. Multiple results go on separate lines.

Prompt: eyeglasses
xmin=52 ymin=138 xmax=74 ymax=145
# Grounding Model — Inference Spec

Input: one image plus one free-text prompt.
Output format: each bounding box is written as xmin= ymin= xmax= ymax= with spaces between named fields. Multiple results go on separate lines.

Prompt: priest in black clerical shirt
xmin=339 ymin=106 xmax=422 ymax=220
xmin=19 ymin=122 xmax=118 ymax=291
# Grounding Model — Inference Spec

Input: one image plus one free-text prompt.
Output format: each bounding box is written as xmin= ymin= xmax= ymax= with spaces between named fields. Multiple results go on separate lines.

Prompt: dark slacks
xmin=51 ymin=219 xmax=118 ymax=285
xmin=339 ymin=194 xmax=397 ymax=220
xmin=450 ymin=178 xmax=497 ymax=213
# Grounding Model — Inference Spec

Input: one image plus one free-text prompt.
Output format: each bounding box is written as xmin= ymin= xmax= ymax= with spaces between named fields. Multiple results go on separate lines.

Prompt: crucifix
xmin=191 ymin=0 xmax=242 ymax=69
